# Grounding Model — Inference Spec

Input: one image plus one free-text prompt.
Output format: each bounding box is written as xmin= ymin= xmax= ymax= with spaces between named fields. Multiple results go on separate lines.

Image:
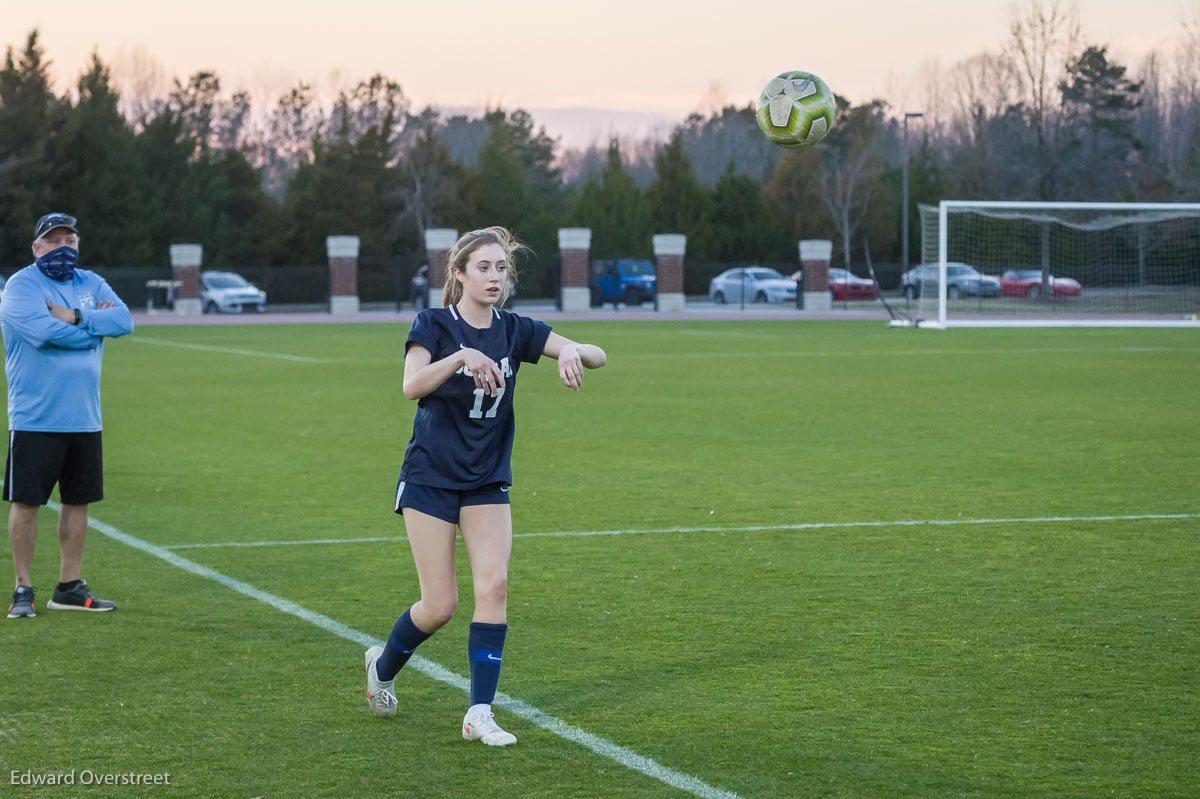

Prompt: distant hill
xmin=439 ymin=106 xmax=682 ymax=151
xmin=526 ymin=107 xmax=683 ymax=149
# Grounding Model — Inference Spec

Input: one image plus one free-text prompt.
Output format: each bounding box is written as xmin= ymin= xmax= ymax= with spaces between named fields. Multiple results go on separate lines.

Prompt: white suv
xmin=200 ymin=271 xmax=267 ymax=314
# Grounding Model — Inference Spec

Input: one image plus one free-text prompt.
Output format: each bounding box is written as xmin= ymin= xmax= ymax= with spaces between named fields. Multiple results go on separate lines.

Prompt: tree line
xmin=3 ymin=2 xmax=1197 ymax=295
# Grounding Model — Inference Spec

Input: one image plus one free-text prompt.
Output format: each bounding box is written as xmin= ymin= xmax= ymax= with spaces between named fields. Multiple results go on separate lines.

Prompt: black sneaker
xmin=7 ymin=585 xmax=36 ymax=618
xmin=46 ymin=580 xmax=116 ymax=612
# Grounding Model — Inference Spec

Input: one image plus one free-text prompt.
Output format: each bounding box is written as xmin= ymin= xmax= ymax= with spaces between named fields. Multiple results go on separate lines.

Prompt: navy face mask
xmin=35 ymin=245 xmax=78 ymax=282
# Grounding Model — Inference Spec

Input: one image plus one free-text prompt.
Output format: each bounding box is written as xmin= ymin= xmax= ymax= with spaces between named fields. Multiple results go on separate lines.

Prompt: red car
xmin=827 ymin=268 xmax=879 ymax=300
xmin=1000 ymin=269 xmax=1082 ymax=297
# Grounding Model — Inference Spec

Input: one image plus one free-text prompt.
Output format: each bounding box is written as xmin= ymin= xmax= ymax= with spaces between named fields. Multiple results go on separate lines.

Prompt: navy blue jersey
xmin=399 ymin=304 xmax=552 ymax=489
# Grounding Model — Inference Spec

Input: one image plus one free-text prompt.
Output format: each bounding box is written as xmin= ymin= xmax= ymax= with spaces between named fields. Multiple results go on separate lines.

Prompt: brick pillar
xmin=424 ymin=228 xmax=458 ymax=309
xmin=169 ymin=244 xmax=202 ymax=315
xmin=558 ymin=228 xmax=591 ymax=311
xmin=326 ymin=236 xmax=360 ymax=314
xmin=652 ymin=234 xmax=686 ymax=312
xmin=799 ymin=239 xmax=833 ymax=311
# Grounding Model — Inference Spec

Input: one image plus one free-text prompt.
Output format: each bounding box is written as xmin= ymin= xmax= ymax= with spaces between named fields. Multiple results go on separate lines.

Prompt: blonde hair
xmin=442 ymin=226 xmax=525 ymax=307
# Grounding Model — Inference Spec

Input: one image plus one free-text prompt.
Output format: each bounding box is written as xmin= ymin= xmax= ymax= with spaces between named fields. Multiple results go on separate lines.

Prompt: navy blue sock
xmin=468 ymin=622 xmax=508 ymax=705
xmin=376 ymin=607 xmax=433 ymax=681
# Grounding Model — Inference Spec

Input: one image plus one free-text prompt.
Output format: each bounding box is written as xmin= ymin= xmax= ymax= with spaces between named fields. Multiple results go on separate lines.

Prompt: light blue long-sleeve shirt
xmin=1 ymin=264 xmax=134 ymax=432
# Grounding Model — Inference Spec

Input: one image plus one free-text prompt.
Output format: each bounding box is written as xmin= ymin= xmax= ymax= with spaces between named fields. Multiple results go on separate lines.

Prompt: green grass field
xmin=2 ymin=320 xmax=1197 ymax=798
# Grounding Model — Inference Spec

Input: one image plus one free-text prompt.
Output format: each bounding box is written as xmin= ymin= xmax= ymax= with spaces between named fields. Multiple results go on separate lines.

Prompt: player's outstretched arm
xmin=543 ymin=332 xmax=606 ymax=392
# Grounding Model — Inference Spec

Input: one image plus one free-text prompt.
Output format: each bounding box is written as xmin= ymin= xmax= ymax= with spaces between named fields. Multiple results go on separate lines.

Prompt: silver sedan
xmin=708 ymin=267 xmax=798 ymax=304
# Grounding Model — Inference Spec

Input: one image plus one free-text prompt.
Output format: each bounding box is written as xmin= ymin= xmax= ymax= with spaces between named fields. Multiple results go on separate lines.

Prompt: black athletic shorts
xmin=4 ymin=431 xmax=104 ymax=506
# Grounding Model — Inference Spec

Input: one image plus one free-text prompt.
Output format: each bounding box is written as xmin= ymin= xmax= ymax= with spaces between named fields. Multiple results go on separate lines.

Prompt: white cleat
xmin=462 ymin=704 xmax=517 ymax=746
xmin=365 ymin=645 xmax=397 ymax=718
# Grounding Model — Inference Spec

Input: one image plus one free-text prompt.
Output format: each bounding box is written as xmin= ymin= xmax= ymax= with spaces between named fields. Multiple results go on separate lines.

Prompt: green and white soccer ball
xmin=756 ymin=71 xmax=836 ymax=147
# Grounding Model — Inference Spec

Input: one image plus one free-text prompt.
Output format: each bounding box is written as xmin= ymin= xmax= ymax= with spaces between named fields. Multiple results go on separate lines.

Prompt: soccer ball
xmin=756 ymin=71 xmax=836 ymax=148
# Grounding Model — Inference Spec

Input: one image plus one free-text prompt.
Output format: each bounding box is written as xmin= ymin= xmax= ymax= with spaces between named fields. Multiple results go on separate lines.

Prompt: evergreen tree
xmin=203 ymin=148 xmax=284 ymax=266
xmin=131 ymin=102 xmax=194 ymax=264
xmin=475 ymin=111 xmax=530 ymax=234
xmin=647 ymin=131 xmax=712 ymax=258
xmin=709 ymin=162 xmax=777 ymax=262
xmin=566 ymin=139 xmax=651 ymax=257
xmin=677 ymin=104 xmax=781 ymax=187
xmin=50 ymin=52 xmax=149 ymax=267
xmin=473 ymin=108 xmax=563 ymax=292
xmin=763 ymin=145 xmax=830 ymax=261
xmin=279 ymin=113 xmax=401 ymax=262
xmin=0 ymin=30 xmax=63 ymax=265
xmin=1058 ymin=45 xmax=1142 ymax=199
xmin=275 ymin=74 xmax=412 ymax=263
xmin=279 ymin=154 xmax=322 ymax=263
xmin=897 ymin=135 xmax=948 ymax=265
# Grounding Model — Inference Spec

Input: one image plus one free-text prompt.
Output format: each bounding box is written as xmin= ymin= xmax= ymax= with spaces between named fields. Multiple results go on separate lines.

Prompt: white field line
xmin=47 ymin=501 xmax=741 ymax=799
xmin=130 ymin=338 xmax=1196 ymax=366
xmin=161 ymin=512 xmax=1200 ymax=551
xmin=624 ymin=346 xmax=1194 ymax=359
xmin=130 ymin=336 xmax=327 ymax=363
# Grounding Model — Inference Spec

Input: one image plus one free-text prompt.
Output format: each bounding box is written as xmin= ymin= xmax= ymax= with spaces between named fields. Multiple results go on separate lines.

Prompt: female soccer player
xmin=366 ymin=227 xmax=606 ymax=746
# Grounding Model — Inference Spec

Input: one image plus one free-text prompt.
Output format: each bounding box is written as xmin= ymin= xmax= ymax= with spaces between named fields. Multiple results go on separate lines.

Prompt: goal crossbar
xmin=921 ymin=201 xmax=1200 ymax=328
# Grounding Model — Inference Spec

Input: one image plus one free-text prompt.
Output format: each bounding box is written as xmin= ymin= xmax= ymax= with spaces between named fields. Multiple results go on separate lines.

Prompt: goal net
xmin=908 ymin=201 xmax=1200 ymax=327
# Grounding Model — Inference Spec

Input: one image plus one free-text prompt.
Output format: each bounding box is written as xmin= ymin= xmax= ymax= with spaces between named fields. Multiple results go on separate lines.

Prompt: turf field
xmin=2 ymin=320 xmax=1197 ymax=798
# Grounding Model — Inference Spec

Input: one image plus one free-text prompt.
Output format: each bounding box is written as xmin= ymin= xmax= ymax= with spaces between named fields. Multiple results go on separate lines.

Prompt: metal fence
xmin=70 ymin=258 xmax=903 ymax=314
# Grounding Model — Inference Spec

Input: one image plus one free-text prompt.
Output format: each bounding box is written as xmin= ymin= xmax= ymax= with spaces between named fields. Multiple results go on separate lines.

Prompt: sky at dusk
xmin=3 ymin=0 xmax=1189 ymax=143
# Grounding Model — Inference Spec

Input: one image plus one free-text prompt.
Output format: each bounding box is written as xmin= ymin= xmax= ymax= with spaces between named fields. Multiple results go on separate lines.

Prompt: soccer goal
xmin=902 ymin=201 xmax=1200 ymax=328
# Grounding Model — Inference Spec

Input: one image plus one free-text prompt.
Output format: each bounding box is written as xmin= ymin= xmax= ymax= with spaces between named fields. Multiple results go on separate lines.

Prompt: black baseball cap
xmin=34 ymin=213 xmax=78 ymax=242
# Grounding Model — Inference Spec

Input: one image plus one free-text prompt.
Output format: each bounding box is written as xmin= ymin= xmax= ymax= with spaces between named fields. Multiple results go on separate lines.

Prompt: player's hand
xmin=97 ymin=300 xmax=114 ymax=310
xmin=45 ymin=300 xmax=75 ymax=323
xmin=557 ymin=343 xmax=584 ymax=392
xmin=461 ymin=348 xmax=505 ymax=397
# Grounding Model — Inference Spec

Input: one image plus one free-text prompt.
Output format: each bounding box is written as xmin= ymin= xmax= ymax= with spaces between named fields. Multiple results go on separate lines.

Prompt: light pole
xmin=901 ymin=112 xmax=924 ymax=271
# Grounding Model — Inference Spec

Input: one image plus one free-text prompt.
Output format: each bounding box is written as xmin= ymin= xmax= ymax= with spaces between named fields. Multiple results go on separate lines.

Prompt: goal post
xmin=912 ymin=201 xmax=1200 ymax=328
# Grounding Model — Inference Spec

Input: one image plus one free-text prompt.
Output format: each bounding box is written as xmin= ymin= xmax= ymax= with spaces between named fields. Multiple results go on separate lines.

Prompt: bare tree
xmin=1168 ymin=1 xmax=1200 ymax=190
xmin=946 ymin=51 xmax=1024 ymax=147
xmin=1008 ymin=0 xmax=1080 ymax=196
xmin=1008 ymin=0 xmax=1080 ymax=139
xmin=1178 ymin=0 xmax=1200 ymax=108
xmin=819 ymin=102 xmax=887 ymax=268
xmin=110 ymin=43 xmax=166 ymax=130
xmin=244 ymin=82 xmax=325 ymax=197
xmin=329 ymin=74 xmax=409 ymax=162
xmin=214 ymin=89 xmax=251 ymax=151
xmin=168 ymin=71 xmax=221 ymax=156
xmin=914 ymin=56 xmax=950 ymax=144
xmin=393 ymin=113 xmax=461 ymax=244
xmin=1133 ymin=53 xmax=1166 ymax=177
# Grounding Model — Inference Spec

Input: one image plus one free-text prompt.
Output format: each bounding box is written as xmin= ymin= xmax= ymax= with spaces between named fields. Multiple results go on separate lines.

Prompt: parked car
xmin=709 ymin=266 xmax=797 ymax=304
xmin=827 ymin=267 xmax=878 ymax=300
xmin=200 ymin=271 xmax=267 ymax=313
xmin=589 ymin=259 xmax=656 ymax=307
xmin=999 ymin=269 xmax=1082 ymax=297
xmin=900 ymin=262 xmax=1000 ymax=300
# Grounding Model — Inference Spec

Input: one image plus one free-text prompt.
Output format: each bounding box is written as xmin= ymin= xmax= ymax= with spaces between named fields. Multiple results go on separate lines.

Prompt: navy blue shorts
xmin=394 ymin=480 xmax=510 ymax=524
